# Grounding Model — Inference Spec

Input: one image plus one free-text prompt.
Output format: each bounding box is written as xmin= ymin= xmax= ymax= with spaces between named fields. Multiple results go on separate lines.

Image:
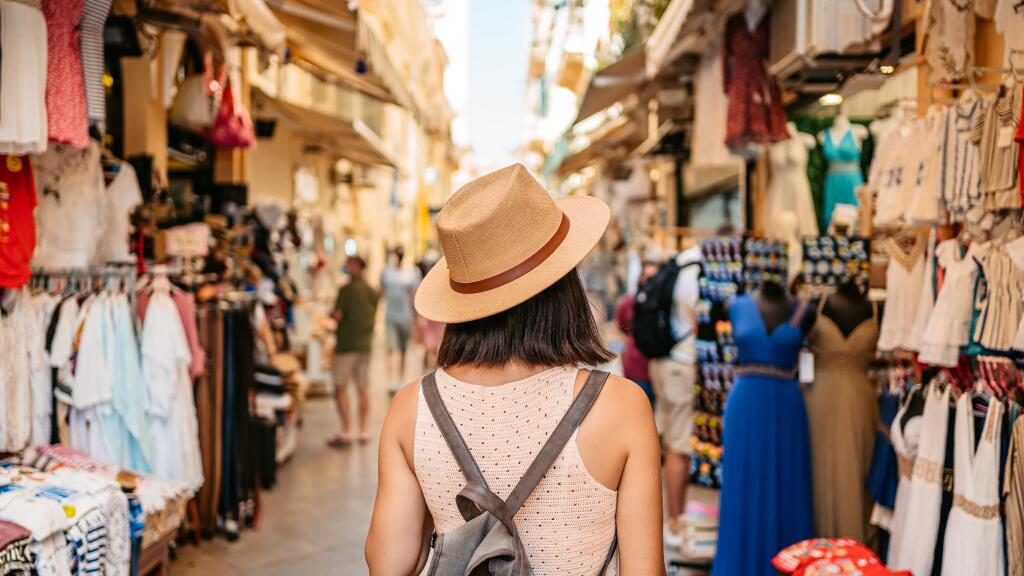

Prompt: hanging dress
xmin=723 ymin=13 xmax=788 ymax=148
xmin=887 ymin=382 xmax=950 ymax=575
xmin=804 ymin=298 xmax=879 ymax=541
xmin=939 ymin=395 xmax=1004 ymax=576
xmin=42 ymin=0 xmax=89 ymax=148
xmin=1006 ymin=416 xmax=1024 ymax=576
xmin=877 ymin=236 xmax=927 ymax=352
xmin=919 ymin=240 xmax=981 ymax=367
xmin=765 ymin=135 xmax=819 ymax=239
xmin=941 ymin=97 xmax=983 ymax=218
xmin=973 ymin=242 xmax=1024 ymax=351
xmin=713 ymin=295 xmax=813 ymax=576
xmin=886 ymin=386 xmax=924 ymax=564
xmin=821 ymin=128 xmax=864 ymax=232
xmin=0 ymin=0 xmax=48 ymax=154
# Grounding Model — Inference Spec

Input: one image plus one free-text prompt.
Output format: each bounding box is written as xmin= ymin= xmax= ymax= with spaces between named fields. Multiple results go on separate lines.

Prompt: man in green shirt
xmin=330 ymin=255 xmax=378 ymax=446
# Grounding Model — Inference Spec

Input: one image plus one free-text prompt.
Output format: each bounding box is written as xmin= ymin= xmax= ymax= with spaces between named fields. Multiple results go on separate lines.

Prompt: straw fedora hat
xmin=415 ymin=163 xmax=610 ymax=323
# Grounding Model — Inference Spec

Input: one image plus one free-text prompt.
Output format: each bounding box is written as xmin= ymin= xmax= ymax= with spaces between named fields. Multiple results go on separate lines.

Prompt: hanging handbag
xmin=207 ymin=82 xmax=256 ymax=149
xmin=170 ymin=53 xmax=224 ymax=131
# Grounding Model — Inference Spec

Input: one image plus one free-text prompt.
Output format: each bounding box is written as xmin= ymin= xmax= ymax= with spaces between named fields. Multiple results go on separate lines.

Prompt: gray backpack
xmin=421 ymin=370 xmax=618 ymax=576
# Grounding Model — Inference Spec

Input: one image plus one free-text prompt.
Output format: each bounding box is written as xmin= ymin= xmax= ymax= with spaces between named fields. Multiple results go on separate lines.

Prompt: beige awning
xmin=253 ymin=90 xmax=398 ymax=169
xmin=558 ymin=116 xmax=641 ymax=177
xmin=572 ymin=45 xmax=647 ymax=126
xmin=264 ymin=0 xmax=411 ymax=109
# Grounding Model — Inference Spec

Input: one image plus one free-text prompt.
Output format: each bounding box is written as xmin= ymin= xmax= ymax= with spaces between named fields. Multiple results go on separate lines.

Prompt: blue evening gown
xmin=712 ymin=295 xmax=814 ymax=576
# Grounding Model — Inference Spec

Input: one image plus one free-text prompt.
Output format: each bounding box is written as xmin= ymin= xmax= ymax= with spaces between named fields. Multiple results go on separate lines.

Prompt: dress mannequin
xmin=788 ymin=121 xmax=816 ymax=149
xmin=821 ymin=280 xmax=882 ymax=337
xmin=753 ymin=280 xmax=814 ymax=334
xmin=818 ymin=113 xmax=868 ymax=148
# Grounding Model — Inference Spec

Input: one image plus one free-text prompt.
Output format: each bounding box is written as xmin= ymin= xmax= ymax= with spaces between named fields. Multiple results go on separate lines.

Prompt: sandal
xmin=357 ymin=432 xmax=372 ymax=444
xmin=327 ymin=434 xmax=353 ymax=448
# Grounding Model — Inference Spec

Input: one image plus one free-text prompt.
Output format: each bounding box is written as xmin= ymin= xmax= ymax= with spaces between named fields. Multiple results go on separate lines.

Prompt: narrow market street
xmin=175 ymin=349 xmax=393 ymax=575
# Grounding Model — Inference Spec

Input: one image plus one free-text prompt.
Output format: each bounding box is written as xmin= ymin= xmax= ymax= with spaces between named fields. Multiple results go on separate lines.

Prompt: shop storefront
xmin=552 ymin=0 xmax=1024 ymax=573
xmin=0 ymin=0 xmax=455 ymax=574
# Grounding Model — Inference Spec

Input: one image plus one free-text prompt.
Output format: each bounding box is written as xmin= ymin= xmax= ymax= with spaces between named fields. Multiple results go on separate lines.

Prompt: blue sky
xmin=466 ymin=1 xmax=531 ymax=168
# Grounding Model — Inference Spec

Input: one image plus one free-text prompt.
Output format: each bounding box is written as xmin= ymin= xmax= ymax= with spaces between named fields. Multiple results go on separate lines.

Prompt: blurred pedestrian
xmin=329 ymin=255 xmax=378 ymax=446
xmin=367 ymin=164 xmax=663 ymax=574
xmin=415 ymin=257 xmax=445 ymax=371
xmin=381 ymin=246 xmax=421 ymax=390
xmin=614 ymin=260 xmax=659 ymax=406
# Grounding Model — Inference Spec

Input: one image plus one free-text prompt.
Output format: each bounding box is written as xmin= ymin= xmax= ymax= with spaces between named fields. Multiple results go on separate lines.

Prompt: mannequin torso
xmin=820 ymin=281 xmax=881 ymax=337
xmin=753 ymin=281 xmax=814 ymax=334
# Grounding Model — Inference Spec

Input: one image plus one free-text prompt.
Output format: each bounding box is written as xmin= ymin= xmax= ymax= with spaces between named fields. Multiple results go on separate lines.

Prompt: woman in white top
xmin=366 ymin=164 xmax=664 ymax=575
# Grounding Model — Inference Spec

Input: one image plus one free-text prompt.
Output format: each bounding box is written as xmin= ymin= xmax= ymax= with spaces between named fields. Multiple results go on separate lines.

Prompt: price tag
xmin=998 ymin=126 xmax=1016 ymax=149
xmin=799 ymin=350 xmax=815 ymax=384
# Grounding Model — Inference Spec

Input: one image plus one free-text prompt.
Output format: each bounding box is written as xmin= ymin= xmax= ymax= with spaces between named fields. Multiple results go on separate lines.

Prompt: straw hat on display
xmin=414 ymin=163 xmax=610 ymax=324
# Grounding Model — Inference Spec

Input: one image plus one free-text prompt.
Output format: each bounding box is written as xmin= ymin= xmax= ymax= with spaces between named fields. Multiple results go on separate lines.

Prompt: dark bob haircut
xmin=437 ymin=268 xmax=614 ymax=368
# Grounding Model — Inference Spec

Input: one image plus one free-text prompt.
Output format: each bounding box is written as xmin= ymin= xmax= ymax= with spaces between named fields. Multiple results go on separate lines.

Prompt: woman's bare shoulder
xmin=579 ymin=371 xmax=656 ymax=427
xmin=383 ymin=379 xmax=423 ymax=468
xmin=576 ymin=371 xmax=658 ymax=490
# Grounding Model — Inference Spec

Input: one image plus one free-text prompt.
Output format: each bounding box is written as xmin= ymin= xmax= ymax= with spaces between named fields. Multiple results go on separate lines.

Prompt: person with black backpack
xmin=633 ymin=242 xmax=702 ymax=550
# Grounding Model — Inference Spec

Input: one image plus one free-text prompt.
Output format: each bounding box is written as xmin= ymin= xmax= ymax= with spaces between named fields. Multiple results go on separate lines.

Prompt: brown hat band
xmin=449 ymin=213 xmax=571 ymax=295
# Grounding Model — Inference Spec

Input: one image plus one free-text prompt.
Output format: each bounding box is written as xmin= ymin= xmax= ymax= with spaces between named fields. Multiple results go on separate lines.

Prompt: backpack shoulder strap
xmin=421 ymin=372 xmax=488 ymax=490
xmin=504 ymin=370 xmax=610 ymax=514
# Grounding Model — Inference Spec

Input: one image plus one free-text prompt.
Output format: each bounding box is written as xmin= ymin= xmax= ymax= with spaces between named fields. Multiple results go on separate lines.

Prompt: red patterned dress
xmin=723 ymin=12 xmax=789 ymax=148
xmin=43 ymin=0 xmax=89 ymax=148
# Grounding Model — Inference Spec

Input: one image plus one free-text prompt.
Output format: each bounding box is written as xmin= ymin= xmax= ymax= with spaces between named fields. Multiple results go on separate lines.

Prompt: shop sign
xmin=164 ymin=223 xmax=211 ymax=257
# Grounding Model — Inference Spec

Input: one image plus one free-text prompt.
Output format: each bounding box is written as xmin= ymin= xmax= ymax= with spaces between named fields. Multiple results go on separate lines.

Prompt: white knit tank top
xmin=415 ymin=365 xmax=619 ymax=575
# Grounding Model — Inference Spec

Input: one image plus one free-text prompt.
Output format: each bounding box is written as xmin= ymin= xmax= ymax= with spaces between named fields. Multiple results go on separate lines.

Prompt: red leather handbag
xmin=207 ymin=82 xmax=256 ymax=149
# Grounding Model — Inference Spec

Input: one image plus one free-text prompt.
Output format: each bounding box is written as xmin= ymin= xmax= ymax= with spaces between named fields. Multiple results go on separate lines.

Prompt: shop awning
xmin=253 ymin=90 xmax=399 ymax=169
xmin=264 ymin=0 xmax=413 ymax=110
xmin=558 ymin=116 xmax=640 ymax=177
xmin=572 ymin=45 xmax=647 ymax=126
xmin=644 ymin=0 xmax=720 ymax=78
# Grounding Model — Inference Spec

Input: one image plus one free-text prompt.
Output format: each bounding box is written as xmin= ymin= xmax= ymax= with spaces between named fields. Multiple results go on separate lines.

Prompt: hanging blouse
xmin=995 ymin=0 xmax=1024 ymax=71
xmin=972 ymin=83 xmax=1023 ymax=211
xmin=924 ymin=0 xmax=976 ymax=84
xmin=81 ymin=0 xmax=114 ymax=130
xmin=31 ymin=142 xmax=106 ymax=268
xmin=973 ymin=242 xmax=1024 ymax=351
xmin=1004 ymin=236 xmax=1024 ymax=351
xmin=0 ymin=156 xmax=37 ymax=288
xmin=904 ymin=107 xmax=947 ymax=223
xmin=941 ymin=98 xmax=983 ymax=218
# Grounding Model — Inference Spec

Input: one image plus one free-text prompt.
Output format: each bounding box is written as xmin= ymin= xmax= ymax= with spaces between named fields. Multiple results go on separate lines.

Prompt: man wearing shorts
xmin=648 ymin=242 xmax=701 ymax=548
xmin=330 ymin=256 xmax=378 ymax=446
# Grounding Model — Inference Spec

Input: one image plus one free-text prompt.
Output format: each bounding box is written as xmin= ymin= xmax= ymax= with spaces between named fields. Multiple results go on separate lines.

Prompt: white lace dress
xmin=940 ymin=395 xmax=1005 ymax=576
xmin=919 ymin=240 xmax=981 ymax=367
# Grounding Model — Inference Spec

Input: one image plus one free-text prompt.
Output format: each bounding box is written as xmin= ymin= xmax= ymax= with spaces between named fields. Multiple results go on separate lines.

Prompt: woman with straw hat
xmin=366 ymin=164 xmax=664 ymax=575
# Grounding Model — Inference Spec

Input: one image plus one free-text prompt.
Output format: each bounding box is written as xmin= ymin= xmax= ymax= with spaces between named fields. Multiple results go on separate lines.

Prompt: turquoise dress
xmin=821 ymin=128 xmax=864 ymax=232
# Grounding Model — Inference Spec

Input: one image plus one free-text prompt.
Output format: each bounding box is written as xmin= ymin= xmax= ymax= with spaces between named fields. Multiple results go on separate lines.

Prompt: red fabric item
xmin=0 ymin=156 xmax=37 ymax=288
xmin=773 ymin=538 xmax=912 ymax=576
xmin=207 ymin=83 xmax=256 ymax=149
xmin=723 ymin=12 xmax=789 ymax=148
xmin=614 ymin=294 xmax=650 ymax=381
xmin=43 ymin=0 xmax=89 ymax=148
xmin=1015 ymin=85 xmax=1024 ymax=207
